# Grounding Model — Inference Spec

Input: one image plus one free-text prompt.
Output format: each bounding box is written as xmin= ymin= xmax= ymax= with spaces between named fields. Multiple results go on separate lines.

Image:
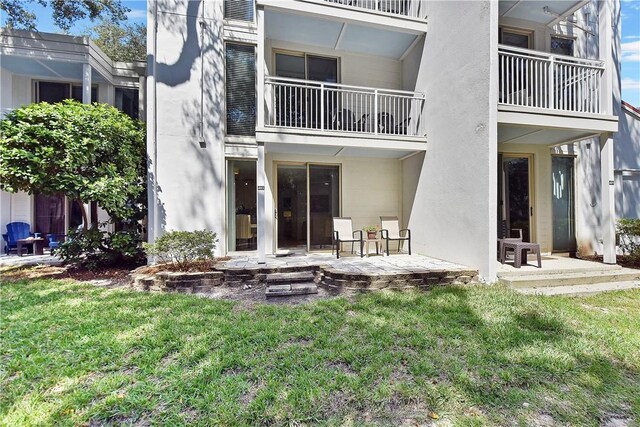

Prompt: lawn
xmin=1 ymin=277 xmax=638 ymax=426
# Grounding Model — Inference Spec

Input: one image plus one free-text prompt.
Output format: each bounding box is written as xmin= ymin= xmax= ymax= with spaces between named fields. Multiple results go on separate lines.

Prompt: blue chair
xmin=3 ymin=222 xmax=32 ymax=254
xmin=47 ymin=234 xmax=63 ymax=254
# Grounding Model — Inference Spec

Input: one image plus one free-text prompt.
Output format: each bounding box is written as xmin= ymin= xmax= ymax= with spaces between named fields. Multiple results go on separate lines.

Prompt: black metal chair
xmin=332 ymin=217 xmax=364 ymax=259
xmin=380 ymin=216 xmax=411 ymax=255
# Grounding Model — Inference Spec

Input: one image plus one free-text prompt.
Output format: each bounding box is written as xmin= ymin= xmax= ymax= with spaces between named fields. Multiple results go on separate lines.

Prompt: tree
xmin=0 ymin=100 xmax=145 ymax=222
xmin=0 ymin=100 xmax=147 ymax=267
xmin=85 ymin=19 xmax=146 ymax=62
xmin=0 ymin=0 xmax=128 ymax=32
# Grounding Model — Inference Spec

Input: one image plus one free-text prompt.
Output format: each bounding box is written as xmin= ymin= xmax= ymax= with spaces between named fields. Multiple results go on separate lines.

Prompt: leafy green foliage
xmin=0 ymin=0 xmax=128 ymax=31
xmin=56 ymin=223 xmax=144 ymax=269
xmin=84 ymin=19 xmax=146 ymax=62
xmin=144 ymin=230 xmax=218 ymax=271
xmin=0 ymin=100 xmax=146 ymax=222
xmin=617 ymin=218 xmax=640 ymax=259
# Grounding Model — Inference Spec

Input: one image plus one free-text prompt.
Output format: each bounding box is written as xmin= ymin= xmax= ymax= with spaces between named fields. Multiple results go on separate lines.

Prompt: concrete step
xmin=500 ymin=268 xmax=640 ymax=289
xmin=266 ymin=271 xmax=316 ymax=284
xmin=265 ymin=283 xmax=319 ymax=297
xmin=517 ymin=281 xmax=640 ymax=297
xmin=498 ymin=264 xmax=621 ymax=278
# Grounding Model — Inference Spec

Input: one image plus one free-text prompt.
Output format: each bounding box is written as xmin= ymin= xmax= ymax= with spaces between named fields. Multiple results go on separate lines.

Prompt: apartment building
xmin=0 ymin=30 xmax=146 ymax=253
xmin=147 ymin=0 xmax=622 ymax=280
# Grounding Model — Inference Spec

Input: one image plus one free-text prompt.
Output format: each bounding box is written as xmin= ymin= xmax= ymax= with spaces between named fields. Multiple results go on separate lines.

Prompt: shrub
xmin=143 ymin=230 xmax=218 ymax=271
xmin=57 ymin=222 xmax=145 ymax=270
xmin=616 ymin=218 xmax=640 ymax=259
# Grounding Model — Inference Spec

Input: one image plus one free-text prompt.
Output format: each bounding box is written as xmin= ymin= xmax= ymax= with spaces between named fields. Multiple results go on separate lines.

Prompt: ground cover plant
xmin=1 ymin=275 xmax=638 ymax=426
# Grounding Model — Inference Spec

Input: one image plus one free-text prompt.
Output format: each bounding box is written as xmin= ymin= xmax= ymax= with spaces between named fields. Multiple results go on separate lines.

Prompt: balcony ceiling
xmin=0 ymin=55 xmax=108 ymax=82
xmin=265 ymin=9 xmax=417 ymax=59
xmin=498 ymin=123 xmax=599 ymax=146
xmin=499 ymin=0 xmax=588 ymax=25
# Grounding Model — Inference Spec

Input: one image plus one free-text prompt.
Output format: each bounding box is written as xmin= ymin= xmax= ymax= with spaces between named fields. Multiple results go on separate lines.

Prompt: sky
xmin=1 ymin=0 xmax=639 ymax=106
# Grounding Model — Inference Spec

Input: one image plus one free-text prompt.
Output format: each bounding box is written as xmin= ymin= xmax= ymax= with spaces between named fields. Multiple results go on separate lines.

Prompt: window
xmin=115 ymin=87 xmax=140 ymax=119
xmin=499 ymin=28 xmax=533 ymax=49
xmin=226 ymin=43 xmax=256 ymax=136
xmin=551 ymin=36 xmax=574 ymax=56
xmin=224 ymin=0 xmax=254 ymax=22
xmin=37 ymin=81 xmax=97 ymax=103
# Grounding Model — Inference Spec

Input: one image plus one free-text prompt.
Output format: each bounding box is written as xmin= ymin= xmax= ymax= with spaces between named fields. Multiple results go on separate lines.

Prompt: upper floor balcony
xmin=321 ymin=0 xmax=426 ymax=20
xmin=498 ymin=44 xmax=605 ymax=114
xmin=264 ymin=76 xmax=425 ymax=138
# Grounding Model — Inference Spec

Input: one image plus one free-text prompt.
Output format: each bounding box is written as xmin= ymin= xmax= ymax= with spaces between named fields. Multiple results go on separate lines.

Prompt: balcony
xmin=321 ymin=0 xmax=426 ymax=20
xmin=264 ymin=76 xmax=425 ymax=139
xmin=498 ymin=44 xmax=605 ymax=115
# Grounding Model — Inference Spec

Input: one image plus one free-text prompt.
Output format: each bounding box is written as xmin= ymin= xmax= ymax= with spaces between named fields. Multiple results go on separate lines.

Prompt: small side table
xmin=364 ymin=238 xmax=382 ymax=257
xmin=16 ymin=238 xmax=45 ymax=256
xmin=501 ymin=241 xmax=542 ymax=268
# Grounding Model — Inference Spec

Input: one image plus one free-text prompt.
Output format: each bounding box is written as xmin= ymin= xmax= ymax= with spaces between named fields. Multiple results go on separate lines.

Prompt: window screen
xmin=226 ymin=43 xmax=256 ymax=136
xmin=224 ymin=0 xmax=254 ymax=22
xmin=551 ymin=37 xmax=574 ymax=56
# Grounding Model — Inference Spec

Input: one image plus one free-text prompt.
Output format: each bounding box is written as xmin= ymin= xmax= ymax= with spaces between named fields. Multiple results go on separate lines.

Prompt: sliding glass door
xmin=276 ymin=163 xmax=340 ymax=251
xmin=499 ymin=155 xmax=533 ymax=242
xmin=552 ymin=156 xmax=576 ymax=253
xmin=227 ymin=160 xmax=257 ymax=252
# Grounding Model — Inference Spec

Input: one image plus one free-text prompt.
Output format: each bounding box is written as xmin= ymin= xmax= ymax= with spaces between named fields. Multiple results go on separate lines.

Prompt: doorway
xmin=276 ymin=163 xmax=340 ymax=250
xmin=552 ymin=156 xmax=577 ymax=253
xmin=499 ymin=154 xmax=534 ymax=242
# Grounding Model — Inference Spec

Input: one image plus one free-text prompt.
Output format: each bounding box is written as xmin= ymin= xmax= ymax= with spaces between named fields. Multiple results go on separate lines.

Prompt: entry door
xmin=500 ymin=155 xmax=533 ymax=242
xmin=276 ymin=163 xmax=340 ymax=250
xmin=552 ymin=156 xmax=577 ymax=252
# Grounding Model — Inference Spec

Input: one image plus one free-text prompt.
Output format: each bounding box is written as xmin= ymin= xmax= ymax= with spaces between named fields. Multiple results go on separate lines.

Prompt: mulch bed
xmin=580 ymin=255 xmax=640 ymax=270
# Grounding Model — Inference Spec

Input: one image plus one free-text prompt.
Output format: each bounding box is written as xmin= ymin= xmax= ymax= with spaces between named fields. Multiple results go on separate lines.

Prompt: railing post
xmin=374 ymin=89 xmax=378 ymax=134
xmin=320 ymin=83 xmax=325 ymax=131
xmin=548 ymin=56 xmax=555 ymax=109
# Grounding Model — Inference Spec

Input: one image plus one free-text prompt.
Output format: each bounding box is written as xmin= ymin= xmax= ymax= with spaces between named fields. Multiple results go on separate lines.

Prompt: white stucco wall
xmin=147 ymin=0 xmax=227 ymax=254
xmin=402 ymin=1 xmax=498 ymax=280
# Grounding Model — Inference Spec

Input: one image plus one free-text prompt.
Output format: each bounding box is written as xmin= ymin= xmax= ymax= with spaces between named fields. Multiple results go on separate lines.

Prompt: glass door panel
xmin=309 ymin=165 xmax=339 ymax=249
xmin=307 ymin=55 xmax=338 ymax=129
xmin=502 ymin=156 xmax=531 ymax=242
xmin=228 ymin=160 xmax=257 ymax=252
xmin=552 ymin=157 xmax=576 ymax=252
xmin=277 ymin=164 xmax=308 ymax=249
xmin=35 ymin=194 xmax=65 ymax=236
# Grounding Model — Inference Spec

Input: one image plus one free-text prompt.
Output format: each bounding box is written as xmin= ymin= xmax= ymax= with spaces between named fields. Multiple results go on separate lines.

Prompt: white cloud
xmin=622 ymin=77 xmax=640 ymax=90
xmin=624 ymin=35 xmax=640 ymax=40
xmin=622 ymin=40 xmax=640 ymax=62
xmin=126 ymin=9 xmax=146 ymax=19
xmin=622 ymin=0 xmax=640 ymax=10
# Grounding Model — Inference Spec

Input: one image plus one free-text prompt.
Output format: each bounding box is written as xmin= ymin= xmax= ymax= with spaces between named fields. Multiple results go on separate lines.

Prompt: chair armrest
xmin=512 ymin=228 xmax=523 ymax=240
xmin=400 ymin=228 xmax=411 ymax=239
xmin=333 ymin=230 xmax=339 ymax=241
xmin=380 ymin=229 xmax=388 ymax=239
xmin=352 ymin=230 xmax=363 ymax=240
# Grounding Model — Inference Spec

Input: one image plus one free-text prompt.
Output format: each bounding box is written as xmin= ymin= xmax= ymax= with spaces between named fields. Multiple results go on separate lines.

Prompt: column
xmin=82 ymin=63 xmax=92 ymax=104
xmin=257 ymin=142 xmax=266 ymax=264
xmin=138 ymin=75 xmax=147 ymax=122
xmin=598 ymin=1 xmax=613 ymax=115
xmin=600 ymin=132 xmax=616 ymax=264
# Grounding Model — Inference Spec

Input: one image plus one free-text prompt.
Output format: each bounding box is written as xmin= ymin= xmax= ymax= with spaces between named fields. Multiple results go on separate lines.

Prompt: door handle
xmin=530 ymin=207 xmax=533 ymax=216
xmin=274 ymin=210 xmax=278 ymax=220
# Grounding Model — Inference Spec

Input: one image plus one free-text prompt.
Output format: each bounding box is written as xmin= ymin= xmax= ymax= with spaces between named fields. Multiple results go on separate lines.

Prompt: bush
xmin=616 ymin=218 xmax=640 ymax=259
xmin=57 ymin=222 xmax=145 ymax=270
xmin=143 ymin=230 xmax=218 ymax=271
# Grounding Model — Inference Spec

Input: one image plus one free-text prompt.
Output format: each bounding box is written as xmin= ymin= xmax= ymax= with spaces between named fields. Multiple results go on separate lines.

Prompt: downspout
xmin=150 ymin=0 xmax=159 ymax=251
xmin=199 ymin=5 xmax=206 ymax=147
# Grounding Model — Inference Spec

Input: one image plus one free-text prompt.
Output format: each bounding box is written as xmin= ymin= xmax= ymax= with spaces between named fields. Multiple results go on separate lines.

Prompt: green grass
xmin=1 ymin=278 xmax=639 ymax=426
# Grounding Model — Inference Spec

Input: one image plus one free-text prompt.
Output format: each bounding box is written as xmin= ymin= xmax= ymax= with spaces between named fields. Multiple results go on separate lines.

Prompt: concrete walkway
xmin=0 ymin=253 xmax=63 ymax=268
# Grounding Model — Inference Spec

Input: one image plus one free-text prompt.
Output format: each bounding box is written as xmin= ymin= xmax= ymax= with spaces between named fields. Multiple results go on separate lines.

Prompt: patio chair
xmin=377 ymin=112 xmax=395 ymax=134
xmin=332 ymin=217 xmax=364 ymax=259
xmin=380 ymin=216 xmax=411 ymax=255
xmin=331 ymin=108 xmax=356 ymax=131
xmin=394 ymin=117 xmax=411 ymax=135
xmin=497 ymin=219 xmax=522 ymax=260
xmin=3 ymin=222 xmax=32 ymax=254
xmin=47 ymin=234 xmax=64 ymax=255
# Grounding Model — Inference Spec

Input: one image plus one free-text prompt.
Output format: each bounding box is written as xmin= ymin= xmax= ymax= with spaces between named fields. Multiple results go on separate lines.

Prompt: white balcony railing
xmin=323 ymin=0 xmax=426 ymax=20
xmin=499 ymin=45 xmax=605 ymax=114
xmin=264 ymin=76 xmax=425 ymax=137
